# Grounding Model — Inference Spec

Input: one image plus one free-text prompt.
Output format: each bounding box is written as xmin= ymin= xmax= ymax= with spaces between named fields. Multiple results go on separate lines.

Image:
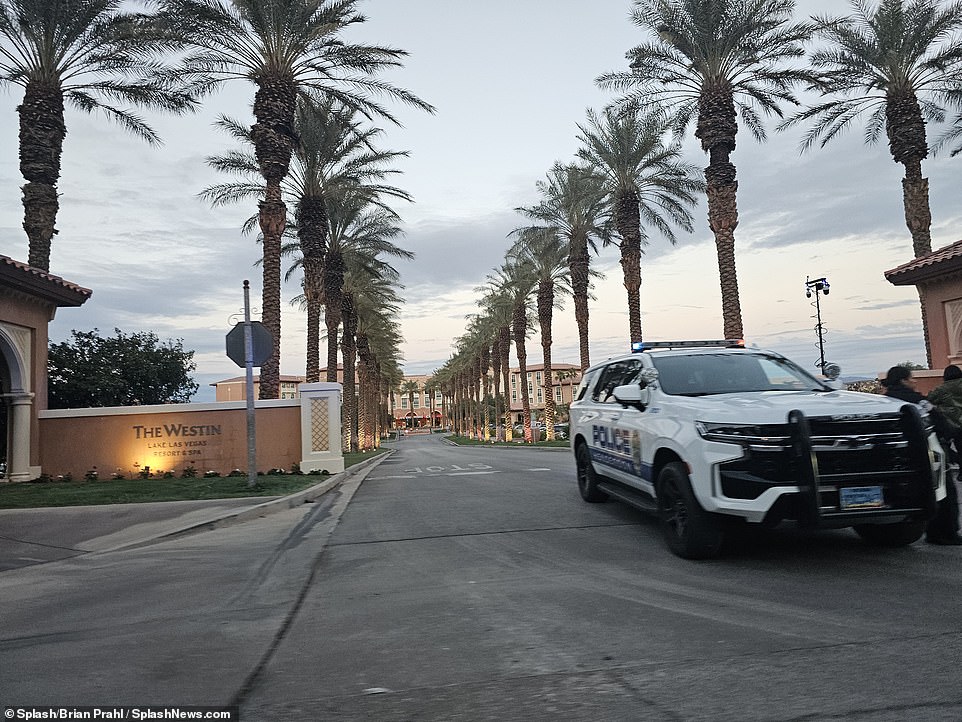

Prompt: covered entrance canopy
xmin=1 ymin=254 xmax=91 ymax=482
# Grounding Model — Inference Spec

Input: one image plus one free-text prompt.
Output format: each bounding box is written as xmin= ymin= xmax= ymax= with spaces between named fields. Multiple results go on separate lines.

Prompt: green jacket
xmin=927 ymin=378 xmax=962 ymax=431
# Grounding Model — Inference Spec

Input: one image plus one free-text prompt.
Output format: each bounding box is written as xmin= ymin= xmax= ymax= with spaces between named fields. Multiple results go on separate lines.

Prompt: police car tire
xmin=576 ymin=442 xmax=608 ymax=502
xmin=657 ymin=462 xmax=724 ymax=559
xmin=852 ymin=520 xmax=925 ymax=547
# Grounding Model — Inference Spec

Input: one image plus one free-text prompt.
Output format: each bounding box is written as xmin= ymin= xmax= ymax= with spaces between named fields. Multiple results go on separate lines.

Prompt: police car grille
xmin=719 ymin=415 xmax=915 ymax=501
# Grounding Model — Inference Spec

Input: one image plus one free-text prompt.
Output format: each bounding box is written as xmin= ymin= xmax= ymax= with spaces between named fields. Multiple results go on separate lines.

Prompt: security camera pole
xmin=805 ymin=276 xmax=830 ymax=374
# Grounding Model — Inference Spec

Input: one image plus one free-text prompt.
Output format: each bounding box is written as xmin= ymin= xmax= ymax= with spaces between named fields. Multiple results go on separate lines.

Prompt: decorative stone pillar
xmin=298 ymin=382 xmax=345 ymax=474
xmin=8 ymin=393 xmax=36 ymax=482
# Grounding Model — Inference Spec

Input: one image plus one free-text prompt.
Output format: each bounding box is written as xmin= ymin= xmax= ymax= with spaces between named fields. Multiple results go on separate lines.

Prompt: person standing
xmin=880 ymin=365 xmax=925 ymax=403
xmin=924 ymin=365 xmax=962 ymax=545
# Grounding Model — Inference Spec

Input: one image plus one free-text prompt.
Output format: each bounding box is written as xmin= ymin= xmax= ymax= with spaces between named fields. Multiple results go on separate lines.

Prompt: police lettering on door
xmin=591 ymin=424 xmax=643 ymax=475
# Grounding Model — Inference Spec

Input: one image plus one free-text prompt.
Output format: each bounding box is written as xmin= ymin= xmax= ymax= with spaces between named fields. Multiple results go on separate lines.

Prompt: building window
xmin=537 ymin=389 xmax=543 ymax=403
xmin=511 ymin=375 xmax=516 ymax=388
xmin=555 ymin=387 xmax=562 ymax=402
xmin=947 ymin=298 xmax=962 ymax=358
xmin=512 ymin=390 xmax=517 ymax=403
xmin=536 ymin=371 xmax=542 ymax=383
xmin=401 ymin=398 xmax=408 ymax=409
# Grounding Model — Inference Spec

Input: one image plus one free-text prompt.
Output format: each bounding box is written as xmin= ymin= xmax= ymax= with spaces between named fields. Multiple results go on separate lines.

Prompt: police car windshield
xmin=650 ymin=352 xmax=829 ymax=396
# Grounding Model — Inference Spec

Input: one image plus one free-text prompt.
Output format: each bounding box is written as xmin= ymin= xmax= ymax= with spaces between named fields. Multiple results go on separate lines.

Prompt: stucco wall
xmin=920 ymin=275 xmax=962 ymax=370
xmin=39 ymin=401 xmax=301 ymax=479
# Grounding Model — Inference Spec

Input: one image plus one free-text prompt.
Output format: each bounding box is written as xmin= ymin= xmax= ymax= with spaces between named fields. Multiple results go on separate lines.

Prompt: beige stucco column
xmin=298 ymin=382 xmax=345 ymax=474
xmin=7 ymin=392 xmax=35 ymax=482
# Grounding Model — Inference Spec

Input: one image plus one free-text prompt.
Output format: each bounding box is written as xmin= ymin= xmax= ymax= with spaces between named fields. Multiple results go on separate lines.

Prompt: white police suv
xmin=570 ymin=340 xmax=946 ymax=559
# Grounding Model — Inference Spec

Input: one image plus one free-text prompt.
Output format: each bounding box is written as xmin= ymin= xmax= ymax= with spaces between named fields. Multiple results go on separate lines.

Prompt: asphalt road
xmin=2 ymin=434 xmax=962 ymax=721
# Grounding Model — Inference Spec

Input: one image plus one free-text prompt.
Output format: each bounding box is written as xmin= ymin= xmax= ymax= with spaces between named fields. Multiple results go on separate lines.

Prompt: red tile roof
xmin=885 ymin=239 xmax=962 ymax=285
xmin=0 ymin=254 xmax=92 ymax=306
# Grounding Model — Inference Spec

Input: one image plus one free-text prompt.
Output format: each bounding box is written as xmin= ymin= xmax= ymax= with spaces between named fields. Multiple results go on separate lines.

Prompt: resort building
xmin=211 ymin=366 xmax=343 ymax=401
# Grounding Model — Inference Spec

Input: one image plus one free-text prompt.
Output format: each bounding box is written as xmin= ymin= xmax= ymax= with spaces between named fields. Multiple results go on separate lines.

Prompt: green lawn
xmin=0 ymin=450 xmax=389 ymax=509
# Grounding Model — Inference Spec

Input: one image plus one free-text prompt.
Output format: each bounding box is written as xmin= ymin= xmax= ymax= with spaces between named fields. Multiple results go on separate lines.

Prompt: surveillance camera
xmin=806 ymin=290 xmax=812 ymax=298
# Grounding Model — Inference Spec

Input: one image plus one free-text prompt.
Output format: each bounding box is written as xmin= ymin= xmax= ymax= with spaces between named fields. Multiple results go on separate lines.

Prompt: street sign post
xmin=224 ymin=281 xmax=273 ymax=489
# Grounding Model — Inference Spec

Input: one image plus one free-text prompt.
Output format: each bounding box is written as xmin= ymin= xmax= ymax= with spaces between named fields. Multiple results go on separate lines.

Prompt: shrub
xmin=84 ymin=468 xmax=99 ymax=482
xmin=203 ymin=470 xmax=221 ymax=478
xmin=181 ymin=465 xmax=197 ymax=479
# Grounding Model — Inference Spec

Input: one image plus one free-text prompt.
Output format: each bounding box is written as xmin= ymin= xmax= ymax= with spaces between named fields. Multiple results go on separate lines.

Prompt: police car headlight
xmin=695 ymin=421 xmax=789 ymax=445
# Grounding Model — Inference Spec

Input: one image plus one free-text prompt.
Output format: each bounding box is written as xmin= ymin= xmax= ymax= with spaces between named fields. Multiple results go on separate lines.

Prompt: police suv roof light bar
xmin=633 ymin=339 xmax=745 ymax=352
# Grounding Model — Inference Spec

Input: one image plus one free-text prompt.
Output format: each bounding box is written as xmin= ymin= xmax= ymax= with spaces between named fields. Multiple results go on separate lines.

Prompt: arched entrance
xmin=0 ymin=325 xmax=31 ymax=481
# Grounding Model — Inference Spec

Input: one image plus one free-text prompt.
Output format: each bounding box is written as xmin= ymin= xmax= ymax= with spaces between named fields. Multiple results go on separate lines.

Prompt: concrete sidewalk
xmin=0 ymin=451 xmax=392 ymax=571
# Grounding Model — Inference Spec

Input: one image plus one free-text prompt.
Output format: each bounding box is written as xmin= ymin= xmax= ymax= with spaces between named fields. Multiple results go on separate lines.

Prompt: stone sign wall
xmin=39 ymin=400 xmax=302 ymax=479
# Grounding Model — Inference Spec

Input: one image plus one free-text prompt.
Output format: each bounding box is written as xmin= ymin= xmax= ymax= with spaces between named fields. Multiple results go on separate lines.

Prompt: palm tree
xmin=486 ymin=258 xmax=536 ymax=442
xmin=160 ymin=0 xmax=433 ymax=398
xmin=780 ymin=0 xmax=962 ymax=367
xmin=291 ymin=99 xmax=409 ymax=383
xmin=782 ymin=0 xmax=962 ymax=260
xmin=342 ymin=253 xmax=403 ymax=451
xmin=322 ymin=190 xmax=412 ymax=387
xmin=356 ymin=310 xmax=402 ymax=449
xmin=576 ymin=105 xmax=703 ymax=344
xmin=204 ymin=100 xmax=410 ymax=384
xmin=517 ymin=162 xmax=611 ymax=371
xmin=477 ymin=278 xmax=517 ymax=441
xmin=400 ymin=379 xmax=420 ymax=429
xmin=510 ymin=226 xmax=571 ymax=441
xmin=598 ymin=0 xmax=814 ymax=339
xmin=0 ymin=0 xmax=195 ymax=271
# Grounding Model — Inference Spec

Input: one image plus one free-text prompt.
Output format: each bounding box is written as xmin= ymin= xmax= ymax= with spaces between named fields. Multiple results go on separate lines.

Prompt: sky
xmin=2 ymin=0 xmax=961 ymax=402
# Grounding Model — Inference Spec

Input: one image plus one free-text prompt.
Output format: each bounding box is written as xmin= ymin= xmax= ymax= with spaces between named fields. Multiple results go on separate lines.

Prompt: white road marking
xmin=447 ymin=471 xmax=500 ymax=476
xmin=527 ymin=468 xmax=552 ymax=472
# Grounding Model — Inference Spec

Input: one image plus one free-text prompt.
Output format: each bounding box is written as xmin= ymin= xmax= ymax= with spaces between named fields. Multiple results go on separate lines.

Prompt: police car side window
xmin=593 ymin=359 xmax=642 ymax=404
xmin=576 ymin=368 xmax=599 ymax=401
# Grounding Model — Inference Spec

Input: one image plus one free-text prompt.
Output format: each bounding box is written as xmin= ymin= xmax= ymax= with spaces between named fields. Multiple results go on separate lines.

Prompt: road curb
xmin=95 ymin=450 xmax=396 ymax=554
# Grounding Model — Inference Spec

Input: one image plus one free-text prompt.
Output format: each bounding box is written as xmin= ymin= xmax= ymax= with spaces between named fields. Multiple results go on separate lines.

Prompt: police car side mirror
xmin=612 ymin=383 xmax=648 ymax=410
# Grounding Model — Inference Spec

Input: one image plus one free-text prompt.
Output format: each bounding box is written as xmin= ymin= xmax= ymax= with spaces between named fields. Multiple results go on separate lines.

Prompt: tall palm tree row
xmin=159 ymin=0 xmax=433 ymax=398
xmin=0 ymin=0 xmax=196 ymax=271
xmin=516 ymin=162 xmax=611 ymax=372
xmin=509 ymin=226 xmax=571 ymax=441
xmin=203 ymin=98 xmax=412 ymax=396
xmin=598 ymin=0 xmax=814 ymax=340
xmin=341 ymin=255 xmax=404 ymax=451
xmin=576 ymin=105 xmax=703 ymax=344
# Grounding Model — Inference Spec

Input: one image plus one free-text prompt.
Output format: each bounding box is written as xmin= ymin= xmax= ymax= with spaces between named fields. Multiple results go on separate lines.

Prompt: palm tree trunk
xmin=258 ymin=192 xmax=285 ymax=399
xmin=500 ymin=325 xmax=512 ymax=441
xmin=615 ymin=189 xmax=644 ymax=344
xmin=19 ymin=82 xmax=65 ymax=272
xmin=705 ymin=170 xmax=743 ymax=340
xmin=699 ymin=87 xmax=744 ymax=341
xmin=569 ymin=234 xmax=591 ymax=371
xmin=513 ymin=304 xmax=532 ymax=442
xmin=341 ymin=296 xmax=358 ymax=452
xmin=297 ymin=197 xmax=327 ymax=383
xmin=323 ymin=249 xmax=345 ymax=383
xmin=304 ymin=267 xmax=322 ymax=383
xmin=251 ymin=78 xmax=296 ymax=400
xmin=537 ymin=279 xmax=556 ymax=441
xmin=491 ymin=336 xmax=503 ymax=441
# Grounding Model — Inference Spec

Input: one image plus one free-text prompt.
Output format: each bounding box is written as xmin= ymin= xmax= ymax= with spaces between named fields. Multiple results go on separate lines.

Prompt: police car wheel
xmin=657 ymin=462 xmax=724 ymax=559
xmin=576 ymin=442 xmax=608 ymax=502
xmin=852 ymin=520 xmax=924 ymax=547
